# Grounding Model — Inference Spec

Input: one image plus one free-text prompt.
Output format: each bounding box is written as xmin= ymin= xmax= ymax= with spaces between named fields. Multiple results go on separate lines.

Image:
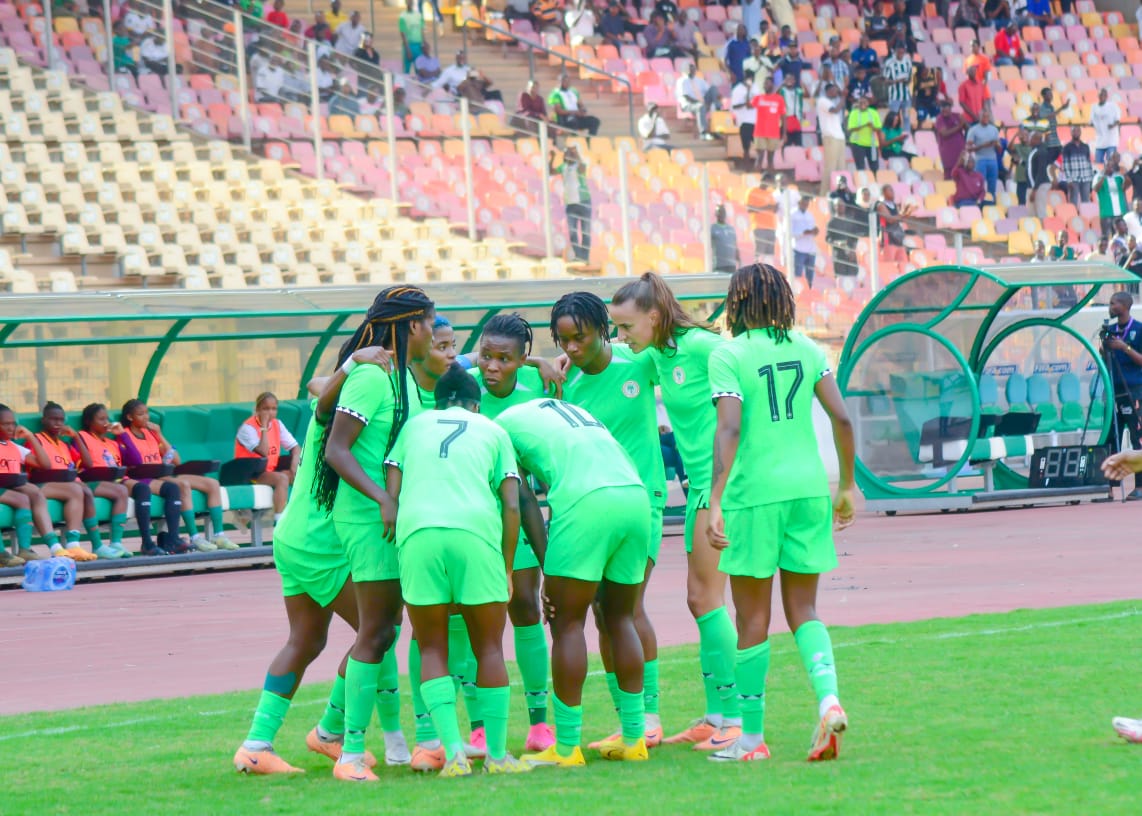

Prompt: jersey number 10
xmin=757 ymin=361 xmax=804 ymax=422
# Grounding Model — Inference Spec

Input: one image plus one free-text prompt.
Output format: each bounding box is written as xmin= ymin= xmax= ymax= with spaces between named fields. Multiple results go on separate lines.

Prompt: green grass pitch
xmin=5 ymin=601 xmax=1140 ymax=815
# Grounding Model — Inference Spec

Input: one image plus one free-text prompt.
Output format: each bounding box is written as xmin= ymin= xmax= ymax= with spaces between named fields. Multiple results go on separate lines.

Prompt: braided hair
xmin=311 ymin=286 xmax=435 ymax=513
xmin=482 ymin=312 xmax=533 ymax=357
xmin=612 ymin=272 xmax=711 ymax=352
xmin=549 ymin=291 xmax=610 ymax=344
xmin=725 ymin=262 xmax=797 ymax=343
xmin=434 ymin=363 xmax=482 ymax=410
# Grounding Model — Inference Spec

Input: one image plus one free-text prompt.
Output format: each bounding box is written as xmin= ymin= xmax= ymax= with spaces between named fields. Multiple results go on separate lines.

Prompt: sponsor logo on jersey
xmin=622 ymin=380 xmax=640 ymax=398
xmin=672 ymin=366 xmax=686 ymax=385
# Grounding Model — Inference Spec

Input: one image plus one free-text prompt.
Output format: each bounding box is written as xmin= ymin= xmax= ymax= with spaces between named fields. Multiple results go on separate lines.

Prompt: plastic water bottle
xmin=23 ymin=557 xmax=76 ymax=592
xmin=102 ymin=450 xmax=116 ymax=467
xmin=163 ymin=447 xmax=176 ymax=465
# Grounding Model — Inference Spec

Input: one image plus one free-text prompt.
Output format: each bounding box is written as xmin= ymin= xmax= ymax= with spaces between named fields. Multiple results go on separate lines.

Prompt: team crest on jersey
xmin=672 ymin=366 xmax=686 ymax=385
xmin=622 ymin=380 xmax=640 ymax=398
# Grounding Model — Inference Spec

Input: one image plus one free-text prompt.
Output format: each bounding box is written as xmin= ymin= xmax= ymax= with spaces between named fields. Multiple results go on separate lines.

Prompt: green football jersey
xmin=405 ymin=367 xmax=436 ymax=420
xmin=496 ymin=399 xmax=642 ymax=514
xmin=472 ymin=366 xmax=547 ymax=420
xmin=707 ymin=329 xmax=831 ymax=510
xmin=562 ymin=344 xmax=666 ymax=508
xmin=646 ymin=327 xmax=724 ymax=491
xmin=331 ymin=364 xmax=397 ymax=523
xmin=386 ymin=406 xmax=519 ymax=550
xmin=272 ymin=399 xmax=339 ymax=553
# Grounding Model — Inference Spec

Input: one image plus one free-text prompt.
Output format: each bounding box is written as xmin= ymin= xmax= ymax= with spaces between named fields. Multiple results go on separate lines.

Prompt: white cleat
xmin=1113 ymin=716 xmax=1142 ymax=743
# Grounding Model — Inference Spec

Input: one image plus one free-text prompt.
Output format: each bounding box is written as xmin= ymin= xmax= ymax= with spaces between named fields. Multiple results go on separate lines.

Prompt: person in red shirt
xmin=751 ymin=76 xmax=786 ymax=173
xmin=958 ymin=64 xmax=990 ymax=125
xmin=951 ymin=153 xmax=990 ymax=207
xmin=266 ymin=0 xmax=290 ymax=28
xmin=304 ymin=12 xmax=333 ymax=42
xmin=994 ymin=22 xmax=1029 ymax=67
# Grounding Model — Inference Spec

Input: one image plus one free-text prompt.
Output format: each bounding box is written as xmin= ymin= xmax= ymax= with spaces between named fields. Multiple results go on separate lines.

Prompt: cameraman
xmin=1103 ymin=290 xmax=1142 ymax=497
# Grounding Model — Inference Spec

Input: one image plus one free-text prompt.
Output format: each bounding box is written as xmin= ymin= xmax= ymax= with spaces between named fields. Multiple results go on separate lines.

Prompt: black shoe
xmin=139 ymin=545 xmax=169 ymax=557
xmin=157 ymin=531 xmax=192 ymax=554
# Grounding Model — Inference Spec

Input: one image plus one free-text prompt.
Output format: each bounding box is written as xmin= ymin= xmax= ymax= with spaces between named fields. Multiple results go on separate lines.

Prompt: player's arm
xmin=1102 ymin=449 xmax=1142 ymax=480
xmin=72 ymin=431 xmax=95 ymax=468
xmin=313 ymin=345 xmax=394 ymax=424
xmin=17 ymin=428 xmax=50 ymax=468
xmin=815 ymin=372 xmax=856 ymax=529
xmin=707 ymin=396 xmax=741 ymax=551
xmin=460 ymin=352 xmax=565 ymax=396
xmin=497 ymin=475 xmax=521 ymax=588
xmin=516 ymin=471 xmax=547 ymax=568
xmin=325 ymin=412 xmax=397 ymax=540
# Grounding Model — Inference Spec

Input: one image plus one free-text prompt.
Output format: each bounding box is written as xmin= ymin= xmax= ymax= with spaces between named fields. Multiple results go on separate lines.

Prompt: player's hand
xmin=1102 ymin=450 xmax=1142 ymax=480
xmin=61 ymin=425 xmax=78 ymax=439
xmin=505 ymin=569 xmax=514 ymax=603
xmin=379 ymin=496 xmax=398 ymax=542
xmin=353 ymin=345 xmax=394 ymax=372
xmin=707 ymin=504 xmax=729 ymax=550
xmin=552 ymin=353 xmax=572 ymax=378
xmin=1108 ymin=336 xmax=1127 ymax=351
xmin=534 ymin=357 xmax=566 ymax=398
xmin=255 ymin=408 xmax=272 ymax=429
xmin=541 ymin=580 xmax=555 ymax=623
xmin=13 ymin=425 xmax=32 ymax=441
xmin=108 ymin=422 xmax=124 ymax=435
xmin=833 ymin=487 xmax=856 ymax=530
xmin=146 ymin=421 xmax=161 ymax=432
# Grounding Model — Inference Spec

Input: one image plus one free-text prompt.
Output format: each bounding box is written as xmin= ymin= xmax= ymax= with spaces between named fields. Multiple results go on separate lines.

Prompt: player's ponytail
xmin=434 ymin=363 xmax=481 ymax=410
xmin=612 ymin=272 xmax=711 ymax=352
xmin=725 ymin=262 xmax=796 ymax=343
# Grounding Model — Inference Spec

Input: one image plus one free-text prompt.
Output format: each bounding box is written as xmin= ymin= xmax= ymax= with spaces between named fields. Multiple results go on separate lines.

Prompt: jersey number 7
xmin=757 ymin=361 xmax=803 ymax=422
xmin=437 ymin=419 xmax=468 ymax=458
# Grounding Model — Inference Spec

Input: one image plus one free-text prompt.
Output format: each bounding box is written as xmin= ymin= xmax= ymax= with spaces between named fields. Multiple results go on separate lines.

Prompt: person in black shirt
xmin=1127 ymin=156 xmax=1142 ymax=204
xmin=1103 ymin=291 xmax=1142 ymax=496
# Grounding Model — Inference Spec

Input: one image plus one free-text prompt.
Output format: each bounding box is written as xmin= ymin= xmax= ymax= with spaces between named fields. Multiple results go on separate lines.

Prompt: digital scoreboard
xmin=1028 ymin=446 xmax=1110 ymax=489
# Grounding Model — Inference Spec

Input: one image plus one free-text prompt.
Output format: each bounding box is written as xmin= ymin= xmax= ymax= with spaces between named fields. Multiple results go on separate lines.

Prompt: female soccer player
xmin=118 ymin=399 xmax=238 ymax=553
xmin=233 ymin=346 xmax=392 ymax=775
xmin=550 ymin=291 xmax=665 ymax=748
xmin=496 ymin=398 xmax=650 ymax=766
xmin=706 ymin=263 xmax=855 ymax=763
xmin=609 ymin=272 xmax=741 ymax=749
xmin=0 ymin=404 xmax=60 ymax=565
xmin=472 ymin=313 xmax=555 ymax=752
xmin=78 ymin=403 xmax=174 ymax=557
xmin=1102 ymin=450 xmax=1142 ymax=745
xmin=33 ymin=402 xmax=129 ymax=559
xmin=233 ymin=392 xmax=300 ymax=521
xmin=314 ymin=285 xmax=435 ymax=783
xmin=386 ymin=364 xmax=532 ymax=777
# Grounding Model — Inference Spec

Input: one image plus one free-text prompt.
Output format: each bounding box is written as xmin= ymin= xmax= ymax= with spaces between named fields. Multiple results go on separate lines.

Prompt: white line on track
xmin=2 ymin=608 xmax=1135 ymax=743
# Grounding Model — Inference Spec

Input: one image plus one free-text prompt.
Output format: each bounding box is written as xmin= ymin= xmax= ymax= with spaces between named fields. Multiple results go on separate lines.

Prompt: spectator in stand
xmin=138 ymin=32 xmax=170 ymax=75
xmin=876 ymin=185 xmax=914 ymax=246
xmin=984 ymin=0 xmax=1011 ymax=27
xmin=818 ymin=83 xmax=846 ymax=194
xmin=847 ymin=93 xmax=883 ymax=171
xmin=777 ymin=71 xmax=804 ymax=146
xmin=952 ymin=153 xmax=989 ymax=207
xmin=881 ymin=109 xmax=913 ymax=164
xmin=399 ymin=0 xmax=424 ymax=73
xmin=503 ymin=0 xmax=531 ymax=23
xmin=644 ymin=13 xmax=681 ymax=58
xmin=958 ymin=65 xmax=990 ymax=125
xmin=1086 ymin=235 xmax=1112 ymax=262
xmin=751 ymin=75 xmax=785 ymax=173
xmin=253 ymin=52 xmax=286 ymax=101
xmin=1027 ymin=131 xmax=1054 ymax=219
xmin=1062 ymin=126 xmax=1094 ymax=204
xmin=776 ymin=43 xmax=807 ymax=86
xmin=827 ymin=178 xmax=861 ymax=276
xmin=414 ymin=41 xmax=441 ymax=81
xmin=548 ymin=75 xmax=600 ymax=135
xmin=913 ymin=64 xmax=946 ymax=124
xmin=723 ymin=24 xmax=752 ymax=83
xmin=314 ymin=55 xmax=337 ymax=102
xmin=1008 ymin=122 xmax=1034 ymax=204
xmin=672 ymin=9 xmax=700 ymax=59
xmin=863 ymin=0 xmax=891 ymax=41
xmin=1020 ymin=0 xmax=1052 ymax=27
xmin=1031 ymin=240 xmax=1048 ymax=262
xmin=935 ymin=99 xmax=967 ymax=178
xmin=334 ymin=11 xmax=366 ymax=57
xmin=266 ymin=0 xmax=289 ymax=28
xmin=1128 ymin=156 xmax=1142 ymax=203
xmin=1111 ymin=219 xmax=1131 ymax=264
xmin=305 ymin=12 xmax=334 ymax=43
xmin=790 ymin=195 xmax=819 ymax=287
xmin=883 ymin=43 xmax=914 ymax=122
xmin=122 ymin=0 xmax=156 ymax=36
xmin=391 ymin=86 xmax=411 ymax=117
xmin=531 ymin=0 xmax=565 ymax=32
xmin=741 ymin=0 xmax=764 ymax=39
xmin=1125 ymin=197 xmax=1142 ymax=241
xmin=638 ymin=101 xmax=672 ymax=151
xmin=711 ymin=204 xmax=739 ymax=273
xmin=565 ymin=0 xmax=599 ymax=47
xmin=325 ymin=0 xmax=349 ymax=32
xmin=848 ymin=64 xmax=872 ymax=106
xmin=953 ymin=0 xmax=985 ymax=32
xmin=886 ymin=21 xmax=916 ymax=57
xmin=549 ymin=145 xmax=592 ymax=263
xmin=435 ymin=51 xmax=471 ymax=94
xmin=966 ymin=108 xmax=1000 ymax=199
xmin=964 ymin=39 xmax=992 ymax=80
xmin=599 ymin=2 xmax=634 ymax=49
xmin=821 ymin=36 xmax=851 ymax=92
xmin=675 ymin=63 xmax=720 ymax=140
xmin=355 ymin=31 xmax=380 ymax=66
xmin=112 ymin=22 xmax=138 ymax=78
xmin=1039 ymin=87 xmax=1070 ymax=162
xmin=654 ymin=0 xmax=679 ymax=23
xmin=457 ymin=67 xmax=503 ymax=106
xmin=993 ymin=22 xmax=1028 ymax=67
xmin=731 ymin=70 xmax=757 ymax=165
xmin=513 ymin=79 xmax=547 ymax=132
xmin=1095 ymin=152 xmax=1131 ymax=236
xmin=1123 ymin=236 xmax=1142 ymax=277
xmin=1092 ymin=89 xmax=1122 ymax=165
xmin=851 ymin=33 xmax=879 ymax=75
xmin=1050 ymin=229 xmax=1076 ymax=260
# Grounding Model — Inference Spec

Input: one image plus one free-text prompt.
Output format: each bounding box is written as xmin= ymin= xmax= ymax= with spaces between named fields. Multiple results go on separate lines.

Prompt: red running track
xmin=3 ymin=501 xmax=1141 ymax=716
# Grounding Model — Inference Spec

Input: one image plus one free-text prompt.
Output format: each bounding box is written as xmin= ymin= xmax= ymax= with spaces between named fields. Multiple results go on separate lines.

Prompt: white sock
xmin=383 ymin=731 xmax=408 ymax=751
xmin=738 ymin=732 xmax=765 ymax=751
xmin=721 ymin=716 xmax=742 ymax=728
xmin=645 ymin=713 xmax=661 ymax=730
xmin=819 ymin=694 xmax=840 ymax=719
xmin=338 ymin=751 xmax=365 ymax=765
xmin=274 ymin=512 xmax=283 ymax=523
xmin=315 ymin=725 xmax=341 ymax=742
xmin=242 ymin=740 xmax=273 ymax=752
xmin=418 ymin=738 xmax=442 ymax=750
xmin=706 ymin=713 xmax=723 ymax=728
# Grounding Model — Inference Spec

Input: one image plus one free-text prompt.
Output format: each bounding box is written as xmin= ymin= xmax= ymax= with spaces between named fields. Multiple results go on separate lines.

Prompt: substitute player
xmin=233 ymin=392 xmax=300 ymax=521
xmin=385 ymin=364 xmax=532 ymax=777
xmin=551 ymin=292 xmax=666 ymax=747
xmin=233 ymin=346 xmax=391 ymax=775
xmin=314 ymin=286 xmax=435 ymax=782
xmin=706 ymin=263 xmax=855 ymax=763
xmin=610 ymin=272 xmax=742 ymax=749
xmin=497 ymin=398 xmax=650 ymax=767
xmin=0 ymin=404 xmax=66 ymax=564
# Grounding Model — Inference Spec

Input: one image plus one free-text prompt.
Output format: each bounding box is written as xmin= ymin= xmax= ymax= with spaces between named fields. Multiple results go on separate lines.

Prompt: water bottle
xmin=163 ymin=447 xmax=176 ymax=465
xmin=102 ymin=450 xmax=116 ymax=467
xmin=23 ymin=557 xmax=76 ymax=592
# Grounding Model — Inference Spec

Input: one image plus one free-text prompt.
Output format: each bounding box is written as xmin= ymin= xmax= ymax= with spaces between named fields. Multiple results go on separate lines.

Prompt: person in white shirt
xmin=435 ymin=51 xmax=470 ymax=94
xmin=789 ymin=194 xmax=819 ymax=287
xmin=139 ymin=33 xmax=169 ymax=74
xmin=730 ymin=69 xmax=757 ymax=165
xmin=565 ymin=0 xmax=598 ymax=46
xmin=122 ymin=2 xmax=156 ymax=36
xmin=254 ymin=56 xmax=287 ymax=102
xmin=817 ymin=82 xmax=846 ymax=195
xmin=333 ymin=11 xmax=367 ymax=57
xmin=1124 ymin=197 xmax=1142 ymax=242
xmin=1136 ymin=0 xmax=1142 ymax=38
xmin=1091 ymin=88 xmax=1122 ymax=165
xmin=637 ymin=101 xmax=672 ymax=151
xmin=674 ymin=62 xmax=721 ymax=139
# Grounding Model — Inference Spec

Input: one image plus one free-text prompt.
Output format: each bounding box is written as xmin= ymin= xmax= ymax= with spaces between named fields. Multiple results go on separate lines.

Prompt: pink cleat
xmin=525 ymin=722 xmax=556 ymax=752
xmin=465 ymin=726 xmax=487 ymax=759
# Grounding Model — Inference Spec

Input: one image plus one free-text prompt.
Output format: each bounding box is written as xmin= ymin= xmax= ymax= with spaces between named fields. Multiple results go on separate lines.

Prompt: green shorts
xmin=547 ymin=485 xmax=650 ymax=585
xmin=513 ymin=535 xmax=540 ymax=571
xmin=719 ymin=497 xmax=836 ymax=579
xmin=648 ymin=500 xmax=664 ymax=564
xmin=335 ymin=520 xmax=400 ymax=583
xmin=399 ymin=527 xmax=509 ymax=607
xmin=683 ymin=487 xmax=710 ymax=554
xmin=274 ymin=534 xmax=352 ymax=608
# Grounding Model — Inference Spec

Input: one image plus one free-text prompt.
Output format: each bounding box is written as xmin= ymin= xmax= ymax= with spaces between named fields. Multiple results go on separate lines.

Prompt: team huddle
xmin=232 ymin=265 xmax=857 ymax=780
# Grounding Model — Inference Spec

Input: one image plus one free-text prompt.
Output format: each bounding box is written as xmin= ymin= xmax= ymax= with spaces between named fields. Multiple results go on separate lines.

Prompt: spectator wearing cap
xmin=935 ymin=99 xmax=967 ymax=178
xmin=548 ymin=75 xmax=600 ymax=135
xmin=750 ymin=75 xmax=785 ymax=173
xmin=993 ymin=22 xmax=1029 ymax=67
xmin=850 ymin=33 xmax=880 ymax=75
xmin=723 ymin=24 xmax=752 ymax=83
xmin=952 ymin=154 xmax=989 ymax=207
xmin=818 ymin=83 xmax=846 ymax=194
xmin=964 ymin=40 xmax=992 ymax=80
xmin=1091 ymin=88 xmax=1122 ymax=165
xmin=1062 ymin=126 xmax=1094 ymax=204
xmin=847 ymin=93 xmax=883 ymax=171
xmin=675 ymin=63 xmax=720 ymax=139
xmin=638 ymin=101 xmax=672 ymax=151
xmin=957 ymin=64 xmax=990 ymax=125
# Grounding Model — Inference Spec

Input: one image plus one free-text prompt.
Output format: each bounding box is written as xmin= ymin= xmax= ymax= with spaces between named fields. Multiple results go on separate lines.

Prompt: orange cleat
xmin=63 ymin=547 xmax=97 ymax=562
xmin=233 ymin=747 xmax=304 ymax=775
xmin=663 ymin=718 xmax=718 ymax=745
xmin=332 ymin=757 xmax=379 ymax=782
xmin=645 ymin=723 xmax=664 ymax=748
xmin=808 ymin=704 xmax=848 ymax=761
xmin=695 ymin=725 xmax=742 ymax=752
xmin=410 ymin=744 xmax=446 ymax=772
xmin=304 ymin=728 xmax=376 ymax=767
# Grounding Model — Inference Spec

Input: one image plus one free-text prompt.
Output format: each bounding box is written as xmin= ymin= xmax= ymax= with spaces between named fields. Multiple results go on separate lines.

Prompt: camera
xmin=1101 ymin=319 xmax=1121 ymax=349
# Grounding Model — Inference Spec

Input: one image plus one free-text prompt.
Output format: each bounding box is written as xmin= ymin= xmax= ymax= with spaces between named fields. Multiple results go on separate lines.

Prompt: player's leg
xmin=448 ymin=611 xmax=484 ymax=754
xmin=178 ymin=474 xmax=237 ymax=550
xmin=588 ymin=596 xmax=623 ymax=744
xmin=509 ymin=560 xmax=552 ymax=750
xmin=93 ymin=481 xmax=130 ymax=558
xmin=594 ymin=578 xmax=647 ymax=761
xmin=151 ymin=479 xmax=190 ymax=554
xmin=374 ymin=617 xmax=410 ymax=766
xmin=407 ymin=602 xmax=469 ymax=774
xmin=14 ymin=484 xmax=60 ymax=554
xmin=462 ymin=600 xmax=530 ymax=774
xmin=0 ymin=490 xmax=33 ymax=566
xmin=126 ymin=480 xmax=161 ymax=555
xmin=254 ymin=471 xmax=290 ymax=517
xmin=40 ymin=482 xmax=95 ymax=560
xmin=77 ymin=482 xmax=108 ymax=555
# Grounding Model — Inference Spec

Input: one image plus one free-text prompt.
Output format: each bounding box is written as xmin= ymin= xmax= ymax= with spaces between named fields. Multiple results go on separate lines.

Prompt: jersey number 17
xmin=757 ymin=361 xmax=803 ymax=422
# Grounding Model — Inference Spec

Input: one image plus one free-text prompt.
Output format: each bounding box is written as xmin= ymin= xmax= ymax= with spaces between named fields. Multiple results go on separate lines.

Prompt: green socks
xmin=66 ymin=529 xmax=81 ymax=545
xmin=605 ymin=671 xmax=621 ymax=714
xmin=476 ymin=685 xmax=510 ymax=760
xmin=318 ymin=673 xmax=347 ymax=735
xmin=181 ymin=510 xmax=198 ymax=537
xmin=552 ymin=693 xmax=582 ymax=757
xmin=245 ymin=689 xmax=291 ymax=745
xmin=617 ymin=688 xmax=645 ymax=745
xmin=343 ymin=657 xmax=380 ymax=754
xmin=13 ymin=509 xmax=32 ymax=550
xmin=696 ymin=606 xmax=740 ymax=720
xmin=209 ymin=506 xmax=224 ymax=537
xmin=110 ymin=512 xmax=126 ymax=546
xmin=736 ymin=641 xmax=771 ymax=744
xmin=448 ymin=615 xmax=481 ymax=727
xmin=409 ymin=638 xmax=437 ymax=743
xmin=422 ymin=675 xmax=463 ymax=760
xmin=42 ymin=531 xmax=59 ymax=548
xmin=795 ymin=620 xmax=839 ymax=709
xmin=375 ymin=625 xmax=401 ymax=732
xmin=644 ymin=659 xmax=660 ymax=715
xmin=514 ymin=623 xmax=549 ymax=725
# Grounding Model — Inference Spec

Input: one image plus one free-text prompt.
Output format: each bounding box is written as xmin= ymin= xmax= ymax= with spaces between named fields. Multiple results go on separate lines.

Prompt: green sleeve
xmin=386 ymin=425 xmax=407 ymax=471
xmin=493 ymin=427 xmax=520 ymax=487
xmin=811 ymin=340 xmax=830 ymax=381
xmin=707 ymin=344 xmax=741 ymax=402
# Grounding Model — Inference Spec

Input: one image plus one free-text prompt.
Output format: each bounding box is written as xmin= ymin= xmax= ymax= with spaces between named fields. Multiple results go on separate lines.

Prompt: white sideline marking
xmin=2 ymin=609 xmax=1136 ymax=743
